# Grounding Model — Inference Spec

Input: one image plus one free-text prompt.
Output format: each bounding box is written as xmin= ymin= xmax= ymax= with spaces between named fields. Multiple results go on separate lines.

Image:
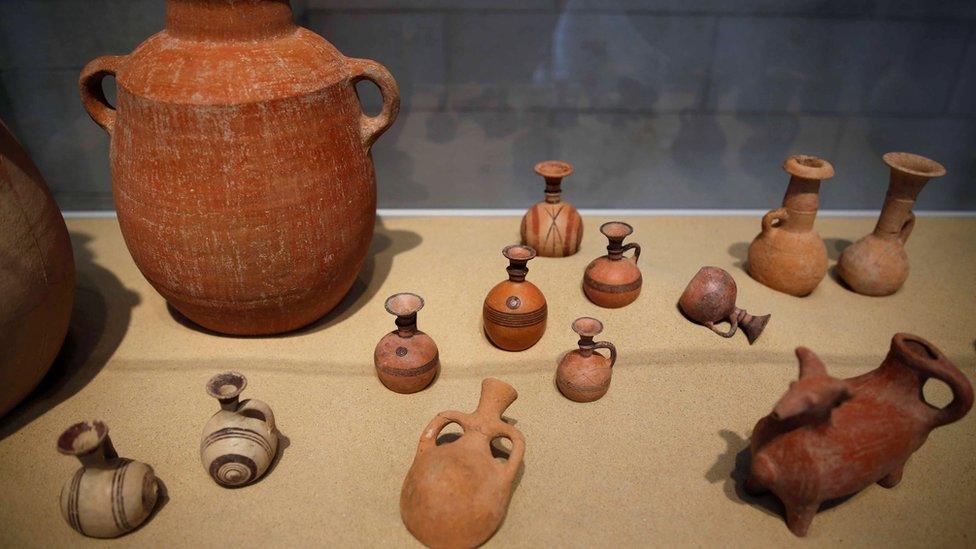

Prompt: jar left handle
xmin=346 ymin=57 xmax=401 ymax=150
xmin=79 ymin=55 xmax=126 ymax=135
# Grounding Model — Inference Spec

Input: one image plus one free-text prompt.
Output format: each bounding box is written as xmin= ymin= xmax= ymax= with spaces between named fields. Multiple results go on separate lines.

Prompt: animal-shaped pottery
xmin=401 ymin=378 xmax=525 ymax=547
xmin=201 ymin=372 xmax=278 ymax=487
xmin=374 ymin=292 xmax=440 ymax=393
xmin=556 ymin=317 xmax=618 ymax=402
xmin=746 ymin=334 xmax=973 ymax=536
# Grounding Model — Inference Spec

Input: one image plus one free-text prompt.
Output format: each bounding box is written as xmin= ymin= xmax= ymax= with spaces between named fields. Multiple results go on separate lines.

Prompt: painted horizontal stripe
xmin=484 ymin=304 xmax=547 ymax=328
xmin=376 ymin=354 xmax=439 ymax=377
xmin=583 ymin=274 xmax=642 ymax=294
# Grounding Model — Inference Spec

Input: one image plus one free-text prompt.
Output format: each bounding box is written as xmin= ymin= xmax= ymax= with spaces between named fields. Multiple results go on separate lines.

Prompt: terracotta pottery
xmin=746 ymin=334 xmax=973 ymax=537
xmin=556 ymin=317 xmax=618 ymax=403
xmin=79 ymin=0 xmax=400 ymax=335
xmin=0 ymin=120 xmax=75 ymax=417
xmin=374 ymin=293 xmax=439 ymax=394
xmin=678 ymin=267 xmax=770 ymax=344
xmin=58 ymin=421 xmax=159 ymax=538
xmin=201 ymin=372 xmax=278 ymax=487
xmin=483 ymin=245 xmax=547 ymax=351
xmin=401 ymin=378 xmax=525 ymax=548
xmin=520 ymin=160 xmax=583 ymax=257
xmin=747 ymin=155 xmax=834 ymax=297
xmin=583 ymin=221 xmax=642 ymax=308
xmin=837 ymin=152 xmax=945 ymax=296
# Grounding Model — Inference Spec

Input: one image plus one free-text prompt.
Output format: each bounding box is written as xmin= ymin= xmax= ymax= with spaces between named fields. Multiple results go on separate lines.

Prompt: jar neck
xmin=781 ymin=176 xmax=821 ymax=232
xmin=395 ymin=313 xmax=418 ymax=338
xmin=577 ymin=335 xmax=595 ymax=357
xmin=77 ymin=437 xmax=119 ymax=469
xmin=873 ymin=169 xmax=929 ymax=239
xmin=606 ymin=238 xmax=625 ymax=260
xmin=166 ymin=0 xmax=295 ymax=41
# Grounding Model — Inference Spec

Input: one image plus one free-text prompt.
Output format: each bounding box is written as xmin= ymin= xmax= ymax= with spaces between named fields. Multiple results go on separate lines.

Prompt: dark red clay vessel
xmin=678 ymin=267 xmax=769 ymax=344
xmin=556 ymin=317 xmax=618 ymax=403
xmin=746 ymin=334 xmax=973 ymax=537
xmin=583 ymin=221 xmax=642 ymax=308
xmin=483 ymin=245 xmax=547 ymax=351
xmin=374 ymin=293 xmax=439 ymax=394
xmin=521 ymin=160 xmax=583 ymax=257
xmin=837 ymin=152 xmax=945 ymax=296
xmin=79 ymin=0 xmax=400 ymax=335
xmin=748 ymin=155 xmax=834 ymax=297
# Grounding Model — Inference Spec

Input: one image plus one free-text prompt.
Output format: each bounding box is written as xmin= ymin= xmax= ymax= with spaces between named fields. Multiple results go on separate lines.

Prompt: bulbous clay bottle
xmin=837 ymin=152 xmax=945 ymax=296
xmin=374 ymin=293 xmax=439 ymax=394
xmin=57 ymin=421 xmax=159 ymax=538
xmin=678 ymin=267 xmax=770 ymax=344
xmin=401 ymin=378 xmax=525 ymax=548
xmin=747 ymin=155 xmax=834 ymax=297
xmin=201 ymin=372 xmax=278 ymax=487
xmin=583 ymin=221 xmax=642 ymax=308
xmin=79 ymin=0 xmax=400 ymax=335
xmin=520 ymin=160 xmax=583 ymax=257
xmin=746 ymin=334 xmax=973 ymax=537
xmin=483 ymin=245 xmax=547 ymax=351
xmin=556 ymin=317 xmax=618 ymax=403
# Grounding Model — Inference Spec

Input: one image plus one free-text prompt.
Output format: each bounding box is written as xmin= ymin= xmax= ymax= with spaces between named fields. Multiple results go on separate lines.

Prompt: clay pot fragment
xmin=401 ymin=378 xmax=525 ymax=548
xmin=374 ymin=293 xmax=439 ymax=394
xmin=58 ymin=421 xmax=159 ymax=538
xmin=583 ymin=221 xmax=642 ymax=308
xmin=678 ymin=267 xmax=770 ymax=344
xmin=483 ymin=245 xmax=547 ymax=351
xmin=746 ymin=334 xmax=973 ymax=536
xmin=556 ymin=317 xmax=618 ymax=402
xmin=521 ymin=160 xmax=583 ymax=257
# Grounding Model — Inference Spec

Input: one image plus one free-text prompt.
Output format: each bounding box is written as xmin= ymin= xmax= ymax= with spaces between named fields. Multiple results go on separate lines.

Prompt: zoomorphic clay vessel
xmin=79 ymin=0 xmax=400 ymax=335
xmin=201 ymin=372 xmax=278 ymax=487
xmin=483 ymin=245 xmax=547 ymax=351
xmin=678 ymin=267 xmax=769 ymax=344
xmin=747 ymin=155 xmax=834 ymax=297
xmin=0 ymin=119 xmax=75 ymax=416
xmin=374 ymin=293 xmax=439 ymax=394
xmin=521 ymin=160 xmax=583 ymax=257
xmin=837 ymin=152 xmax=945 ymax=296
xmin=746 ymin=334 xmax=973 ymax=536
xmin=583 ymin=221 xmax=642 ymax=308
xmin=556 ymin=317 xmax=618 ymax=403
xmin=401 ymin=378 xmax=525 ymax=548
xmin=58 ymin=421 xmax=159 ymax=538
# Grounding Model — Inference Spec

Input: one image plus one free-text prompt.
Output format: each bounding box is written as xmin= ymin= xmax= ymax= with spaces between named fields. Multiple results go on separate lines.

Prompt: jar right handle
xmin=594 ymin=341 xmax=617 ymax=368
xmin=79 ymin=55 xmax=125 ymax=135
xmin=706 ymin=316 xmax=738 ymax=338
xmin=621 ymin=242 xmax=641 ymax=263
xmin=897 ymin=211 xmax=916 ymax=244
xmin=761 ymin=207 xmax=788 ymax=233
xmin=346 ymin=57 xmax=401 ymax=150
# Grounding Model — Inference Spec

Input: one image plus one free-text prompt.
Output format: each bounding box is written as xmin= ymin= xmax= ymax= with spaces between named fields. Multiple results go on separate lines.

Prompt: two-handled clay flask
xmin=201 ymin=372 xmax=278 ymax=487
xmin=401 ymin=378 xmax=525 ymax=548
xmin=837 ymin=152 xmax=946 ymax=296
xmin=374 ymin=292 xmax=440 ymax=394
xmin=521 ymin=160 xmax=583 ymax=257
xmin=748 ymin=155 xmax=834 ymax=297
xmin=57 ymin=421 xmax=159 ymax=538
xmin=556 ymin=317 xmax=618 ymax=402
xmin=583 ymin=221 xmax=642 ymax=308
xmin=679 ymin=267 xmax=770 ymax=344
xmin=483 ymin=245 xmax=547 ymax=351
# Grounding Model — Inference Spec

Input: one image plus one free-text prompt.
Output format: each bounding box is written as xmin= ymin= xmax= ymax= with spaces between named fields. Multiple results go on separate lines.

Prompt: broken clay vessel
xmin=556 ymin=317 xmax=618 ymax=403
xmin=746 ymin=334 xmax=973 ymax=537
xmin=837 ymin=152 xmax=945 ymax=296
xmin=0 ymin=119 xmax=75 ymax=417
xmin=521 ymin=160 xmax=583 ymax=257
xmin=79 ymin=0 xmax=400 ymax=335
xmin=583 ymin=221 xmax=642 ymax=308
xmin=401 ymin=378 xmax=525 ymax=548
xmin=374 ymin=293 xmax=439 ymax=394
xmin=201 ymin=372 xmax=278 ymax=487
xmin=58 ymin=421 xmax=159 ymax=538
xmin=747 ymin=155 xmax=834 ymax=297
xmin=483 ymin=245 xmax=547 ymax=351
xmin=678 ymin=267 xmax=770 ymax=344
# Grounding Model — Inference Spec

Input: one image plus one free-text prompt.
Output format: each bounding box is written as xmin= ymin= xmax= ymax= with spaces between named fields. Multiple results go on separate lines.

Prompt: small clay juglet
xmin=521 ymin=160 xmax=583 ymax=257
xmin=374 ymin=292 xmax=439 ymax=394
xmin=58 ymin=421 xmax=159 ymax=538
xmin=583 ymin=221 xmax=642 ymax=308
xmin=201 ymin=372 xmax=278 ymax=487
xmin=483 ymin=245 xmax=547 ymax=351
xmin=678 ymin=266 xmax=770 ymax=344
xmin=556 ymin=317 xmax=618 ymax=402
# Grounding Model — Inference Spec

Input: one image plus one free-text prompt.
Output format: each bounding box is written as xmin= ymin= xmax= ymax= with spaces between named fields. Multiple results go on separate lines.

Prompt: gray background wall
xmin=1 ymin=0 xmax=974 ymax=211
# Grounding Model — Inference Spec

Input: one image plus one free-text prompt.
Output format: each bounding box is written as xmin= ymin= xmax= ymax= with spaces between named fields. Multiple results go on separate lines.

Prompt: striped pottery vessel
xmin=483 ymin=245 xmax=547 ymax=351
xmin=201 ymin=372 xmax=278 ymax=487
xmin=520 ymin=160 xmax=583 ymax=257
xmin=57 ymin=421 xmax=158 ymax=538
xmin=374 ymin=293 xmax=440 ymax=394
xmin=583 ymin=221 xmax=642 ymax=308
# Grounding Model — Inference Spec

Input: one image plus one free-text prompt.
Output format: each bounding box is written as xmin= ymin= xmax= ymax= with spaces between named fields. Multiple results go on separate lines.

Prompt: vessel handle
xmin=705 ymin=316 xmax=738 ymax=338
xmin=621 ymin=242 xmax=641 ymax=263
xmin=416 ymin=411 xmax=468 ymax=453
xmin=492 ymin=422 xmax=525 ymax=485
xmin=761 ymin=207 xmax=788 ymax=233
xmin=237 ymin=398 xmax=276 ymax=432
xmin=897 ymin=211 xmax=916 ymax=244
xmin=594 ymin=341 xmax=617 ymax=368
xmin=79 ymin=55 xmax=125 ymax=135
xmin=346 ymin=57 xmax=401 ymax=150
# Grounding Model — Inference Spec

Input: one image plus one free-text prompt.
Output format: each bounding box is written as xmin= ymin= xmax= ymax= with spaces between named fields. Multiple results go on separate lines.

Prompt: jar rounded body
xmin=556 ymin=351 xmax=612 ymax=402
xmin=374 ymin=331 xmax=439 ymax=393
xmin=837 ymin=235 xmax=908 ymax=296
xmin=483 ymin=280 xmax=547 ymax=351
xmin=520 ymin=202 xmax=583 ymax=257
xmin=201 ymin=403 xmax=278 ymax=487
xmin=59 ymin=460 xmax=158 ymax=538
xmin=748 ymin=228 xmax=827 ymax=297
xmin=583 ymin=256 xmax=641 ymax=308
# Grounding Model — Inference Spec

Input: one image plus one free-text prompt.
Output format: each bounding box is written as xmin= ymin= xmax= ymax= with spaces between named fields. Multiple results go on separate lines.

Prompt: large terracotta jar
xmin=79 ymin=0 xmax=400 ymax=335
xmin=0 ymin=120 xmax=75 ymax=417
